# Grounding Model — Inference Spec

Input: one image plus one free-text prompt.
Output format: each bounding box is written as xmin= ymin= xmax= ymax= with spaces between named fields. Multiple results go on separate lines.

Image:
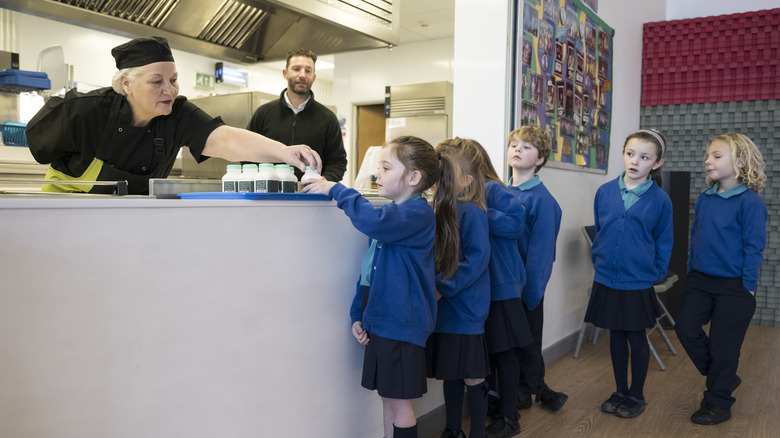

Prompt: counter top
xmin=0 ymin=195 xmax=334 ymax=209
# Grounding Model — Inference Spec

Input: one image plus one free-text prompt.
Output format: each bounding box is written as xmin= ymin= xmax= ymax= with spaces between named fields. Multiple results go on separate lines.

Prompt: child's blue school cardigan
xmin=688 ymin=184 xmax=767 ymax=291
xmin=330 ymin=183 xmax=437 ymax=348
xmin=485 ymin=180 xmax=527 ymax=302
xmin=591 ymin=177 xmax=673 ymax=290
xmin=508 ymin=178 xmax=562 ymax=310
xmin=434 ymin=201 xmax=491 ymax=335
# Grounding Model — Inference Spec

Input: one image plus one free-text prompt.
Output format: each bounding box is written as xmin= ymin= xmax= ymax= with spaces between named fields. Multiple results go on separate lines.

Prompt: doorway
xmin=355 ymin=104 xmax=386 ymax=175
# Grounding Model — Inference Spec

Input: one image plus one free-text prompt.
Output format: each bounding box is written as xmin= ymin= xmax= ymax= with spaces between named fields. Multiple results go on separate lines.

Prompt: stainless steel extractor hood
xmin=0 ymin=0 xmax=400 ymax=63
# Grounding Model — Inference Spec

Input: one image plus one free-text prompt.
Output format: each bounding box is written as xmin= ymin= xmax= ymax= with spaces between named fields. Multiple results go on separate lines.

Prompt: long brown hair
xmin=433 ymin=138 xmax=487 ymax=279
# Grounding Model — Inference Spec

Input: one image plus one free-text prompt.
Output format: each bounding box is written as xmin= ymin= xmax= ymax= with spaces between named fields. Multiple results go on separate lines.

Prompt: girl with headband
xmin=583 ymin=129 xmax=674 ymax=419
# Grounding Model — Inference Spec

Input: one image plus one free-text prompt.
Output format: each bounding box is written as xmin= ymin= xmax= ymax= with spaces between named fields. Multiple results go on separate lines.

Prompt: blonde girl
xmin=675 ymin=133 xmax=767 ymax=426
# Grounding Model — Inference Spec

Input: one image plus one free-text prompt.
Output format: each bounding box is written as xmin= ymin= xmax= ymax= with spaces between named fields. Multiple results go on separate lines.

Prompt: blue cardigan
xmin=591 ymin=177 xmax=673 ymax=290
xmin=688 ymin=185 xmax=767 ymax=291
xmin=434 ymin=201 xmax=491 ymax=335
xmin=508 ymin=180 xmax=562 ymax=310
xmin=485 ymin=181 xmax=527 ymax=301
xmin=330 ymin=183 xmax=437 ymax=348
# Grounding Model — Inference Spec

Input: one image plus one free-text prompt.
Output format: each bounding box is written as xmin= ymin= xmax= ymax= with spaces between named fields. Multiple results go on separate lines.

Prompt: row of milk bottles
xmin=222 ymin=163 xmax=321 ymax=193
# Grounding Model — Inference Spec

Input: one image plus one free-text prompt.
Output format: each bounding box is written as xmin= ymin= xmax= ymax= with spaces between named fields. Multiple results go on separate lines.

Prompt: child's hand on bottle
xmin=352 ymin=321 xmax=370 ymax=345
xmin=302 ymin=179 xmax=335 ymax=195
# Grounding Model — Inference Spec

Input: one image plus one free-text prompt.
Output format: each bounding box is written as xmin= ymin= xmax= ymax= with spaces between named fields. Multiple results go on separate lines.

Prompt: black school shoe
xmin=487 ymin=394 xmax=500 ymax=420
xmin=600 ymin=392 xmax=625 ymax=414
xmin=691 ymin=400 xmax=731 ymax=425
xmin=516 ymin=392 xmax=533 ymax=410
xmin=485 ymin=416 xmax=521 ymax=438
xmin=537 ymin=387 xmax=568 ymax=411
xmin=440 ymin=428 xmax=466 ymax=438
xmin=614 ymin=395 xmax=646 ymax=418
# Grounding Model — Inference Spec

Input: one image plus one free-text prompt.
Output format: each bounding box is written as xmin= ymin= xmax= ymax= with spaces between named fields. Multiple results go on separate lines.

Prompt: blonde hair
xmin=471 ymin=139 xmax=504 ymax=185
xmin=706 ymin=133 xmax=766 ymax=193
xmin=506 ymin=126 xmax=552 ymax=173
xmin=111 ymin=67 xmax=142 ymax=94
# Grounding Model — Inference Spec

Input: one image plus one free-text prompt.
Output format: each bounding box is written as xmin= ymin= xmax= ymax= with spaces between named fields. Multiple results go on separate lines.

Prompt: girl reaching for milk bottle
xmin=303 ymin=135 xmax=452 ymax=438
xmin=584 ymin=129 xmax=673 ymax=419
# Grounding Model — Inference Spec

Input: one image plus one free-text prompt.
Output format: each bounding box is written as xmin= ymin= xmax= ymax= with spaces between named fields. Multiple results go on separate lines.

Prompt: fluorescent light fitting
xmin=215 ymin=62 xmax=248 ymax=86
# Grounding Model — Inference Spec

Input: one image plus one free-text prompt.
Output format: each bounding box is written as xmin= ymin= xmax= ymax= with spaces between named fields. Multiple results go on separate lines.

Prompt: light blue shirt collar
xmin=618 ymin=172 xmax=654 ymax=210
xmin=508 ymin=175 xmax=542 ymax=190
xmin=705 ymin=182 xmax=748 ymax=198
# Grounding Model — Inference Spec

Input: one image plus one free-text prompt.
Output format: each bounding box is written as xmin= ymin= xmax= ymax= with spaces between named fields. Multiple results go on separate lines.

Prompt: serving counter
xmin=0 ymin=197 xmax=443 ymax=437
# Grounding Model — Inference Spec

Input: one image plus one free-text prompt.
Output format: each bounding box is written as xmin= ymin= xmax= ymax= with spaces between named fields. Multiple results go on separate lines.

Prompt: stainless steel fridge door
xmin=385 ymin=115 xmax=448 ymax=147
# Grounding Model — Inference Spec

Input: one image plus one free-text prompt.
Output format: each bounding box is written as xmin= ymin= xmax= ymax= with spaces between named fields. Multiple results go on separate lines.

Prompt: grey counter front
xmin=0 ymin=197 xmax=443 ymax=437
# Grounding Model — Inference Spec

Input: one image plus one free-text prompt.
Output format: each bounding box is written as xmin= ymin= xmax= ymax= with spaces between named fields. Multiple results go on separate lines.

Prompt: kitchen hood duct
xmin=0 ymin=0 xmax=400 ymax=63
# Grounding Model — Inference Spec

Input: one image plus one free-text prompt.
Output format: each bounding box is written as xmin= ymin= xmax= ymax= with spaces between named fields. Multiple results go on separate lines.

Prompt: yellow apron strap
xmin=42 ymin=158 xmax=104 ymax=193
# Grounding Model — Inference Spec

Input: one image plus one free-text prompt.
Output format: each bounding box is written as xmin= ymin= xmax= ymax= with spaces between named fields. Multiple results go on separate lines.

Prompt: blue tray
xmin=178 ymin=192 xmax=331 ymax=200
xmin=0 ymin=69 xmax=50 ymax=92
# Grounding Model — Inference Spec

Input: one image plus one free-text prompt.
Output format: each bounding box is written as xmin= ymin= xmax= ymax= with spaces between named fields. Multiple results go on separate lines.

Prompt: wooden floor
xmin=434 ymin=325 xmax=780 ymax=438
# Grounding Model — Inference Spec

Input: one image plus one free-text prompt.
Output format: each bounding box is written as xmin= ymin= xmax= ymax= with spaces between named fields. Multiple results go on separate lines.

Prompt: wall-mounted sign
xmin=195 ymin=73 xmax=215 ymax=90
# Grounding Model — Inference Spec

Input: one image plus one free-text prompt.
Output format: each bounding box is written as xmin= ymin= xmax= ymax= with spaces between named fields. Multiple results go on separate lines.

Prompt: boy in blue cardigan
xmin=506 ymin=127 xmax=568 ymax=412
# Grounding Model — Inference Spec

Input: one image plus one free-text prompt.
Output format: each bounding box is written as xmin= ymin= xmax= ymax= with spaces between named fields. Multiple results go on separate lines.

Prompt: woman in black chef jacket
xmin=25 ymin=36 xmax=321 ymax=195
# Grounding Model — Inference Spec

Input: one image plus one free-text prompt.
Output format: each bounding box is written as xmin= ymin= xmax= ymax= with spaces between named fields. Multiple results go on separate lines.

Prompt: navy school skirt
xmin=361 ymin=333 xmax=427 ymax=399
xmin=426 ymin=332 xmax=491 ymax=380
xmin=584 ymin=281 xmax=661 ymax=331
xmin=484 ymin=298 xmax=533 ymax=353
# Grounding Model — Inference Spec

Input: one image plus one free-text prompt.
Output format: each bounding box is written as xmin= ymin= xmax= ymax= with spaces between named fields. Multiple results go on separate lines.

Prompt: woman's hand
xmin=283 ymin=144 xmax=322 ymax=174
xmin=352 ymin=321 xmax=369 ymax=345
xmin=202 ymin=126 xmax=322 ymax=172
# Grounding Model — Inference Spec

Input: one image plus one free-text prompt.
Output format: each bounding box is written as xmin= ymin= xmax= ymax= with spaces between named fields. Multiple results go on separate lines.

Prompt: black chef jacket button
xmin=141 ymin=167 xmax=147 ymax=171
xmin=118 ymin=127 xmax=123 ymax=132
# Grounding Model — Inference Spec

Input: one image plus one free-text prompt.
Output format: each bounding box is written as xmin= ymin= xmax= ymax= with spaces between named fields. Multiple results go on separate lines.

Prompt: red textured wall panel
xmin=642 ymin=8 xmax=780 ymax=106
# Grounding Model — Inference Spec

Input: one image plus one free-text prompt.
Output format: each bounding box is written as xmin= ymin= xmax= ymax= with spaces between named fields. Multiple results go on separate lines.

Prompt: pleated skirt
xmin=425 ymin=332 xmax=491 ymax=380
xmin=584 ymin=281 xmax=661 ymax=331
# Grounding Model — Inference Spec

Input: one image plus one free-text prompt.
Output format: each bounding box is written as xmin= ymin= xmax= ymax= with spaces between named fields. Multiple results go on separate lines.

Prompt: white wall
xmin=667 ymin=0 xmax=778 ymax=19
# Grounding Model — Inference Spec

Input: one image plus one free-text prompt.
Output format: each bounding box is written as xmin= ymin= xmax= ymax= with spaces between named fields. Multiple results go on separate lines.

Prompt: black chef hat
xmin=111 ymin=36 xmax=175 ymax=69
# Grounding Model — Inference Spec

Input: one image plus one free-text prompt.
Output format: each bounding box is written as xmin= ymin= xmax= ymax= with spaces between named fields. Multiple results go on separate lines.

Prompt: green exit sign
xmin=195 ymin=73 xmax=215 ymax=90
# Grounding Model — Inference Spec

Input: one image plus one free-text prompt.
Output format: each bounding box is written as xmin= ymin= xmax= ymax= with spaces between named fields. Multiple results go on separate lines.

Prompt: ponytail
xmin=433 ymin=153 xmax=460 ymax=279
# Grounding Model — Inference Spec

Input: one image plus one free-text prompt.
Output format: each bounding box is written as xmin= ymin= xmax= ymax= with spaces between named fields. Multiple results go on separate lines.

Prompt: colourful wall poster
xmin=515 ymin=0 xmax=614 ymax=173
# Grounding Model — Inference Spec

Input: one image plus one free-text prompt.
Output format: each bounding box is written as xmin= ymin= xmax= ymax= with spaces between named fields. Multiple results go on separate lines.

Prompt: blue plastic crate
xmin=1 ymin=121 xmax=28 ymax=146
xmin=0 ymin=69 xmax=50 ymax=92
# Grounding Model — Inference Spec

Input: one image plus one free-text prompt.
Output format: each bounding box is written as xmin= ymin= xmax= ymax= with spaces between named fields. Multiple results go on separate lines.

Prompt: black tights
xmin=609 ymin=329 xmax=649 ymax=399
xmin=443 ymin=380 xmax=488 ymax=438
